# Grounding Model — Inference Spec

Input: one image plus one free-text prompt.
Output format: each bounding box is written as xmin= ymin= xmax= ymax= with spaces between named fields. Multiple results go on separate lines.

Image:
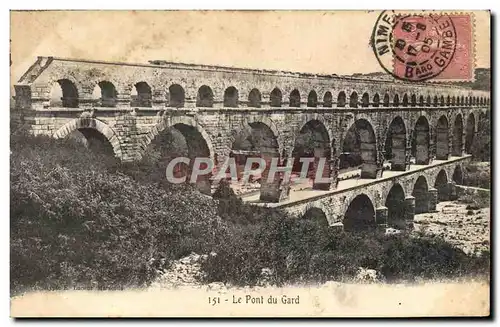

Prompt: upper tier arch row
xmin=15 ymin=56 xmax=490 ymax=110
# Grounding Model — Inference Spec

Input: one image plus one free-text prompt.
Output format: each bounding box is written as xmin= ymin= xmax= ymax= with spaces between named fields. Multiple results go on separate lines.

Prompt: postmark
xmin=371 ymin=11 xmax=474 ymax=82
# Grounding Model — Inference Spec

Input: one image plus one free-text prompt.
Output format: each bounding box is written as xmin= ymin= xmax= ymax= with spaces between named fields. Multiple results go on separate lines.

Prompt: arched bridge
xmin=14 ymin=56 xmax=490 ymax=230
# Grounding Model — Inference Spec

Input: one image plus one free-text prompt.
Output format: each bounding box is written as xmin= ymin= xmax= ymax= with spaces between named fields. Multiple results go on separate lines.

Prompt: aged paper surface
xmin=10 ymin=10 xmax=491 ymax=317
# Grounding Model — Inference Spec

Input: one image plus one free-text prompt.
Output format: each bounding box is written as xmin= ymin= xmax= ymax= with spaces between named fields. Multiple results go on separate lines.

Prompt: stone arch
xmin=337 ymin=91 xmax=346 ymax=107
xmin=452 ymin=114 xmax=464 ymax=156
xmin=478 ymin=111 xmax=488 ymax=140
xmin=307 ymin=90 xmax=318 ymax=107
xmin=248 ymin=88 xmax=261 ymax=108
xmin=412 ymin=116 xmax=430 ymax=164
xmin=53 ymin=118 xmax=122 ymax=158
xmin=402 ymin=94 xmax=409 ymax=106
xmin=418 ymin=95 xmax=425 ymax=106
xmin=410 ymin=94 xmax=417 ymax=106
xmin=141 ymin=116 xmax=215 ymax=194
xmin=349 ymin=91 xmax=358 ymax=108
xmin=232 ymin=118 xmax=281 ymax=153
xmin=373 ymin=93 xmax=380 ymax=107
xmin=49 ymin=79 xmax=79 ymax=108
xmin=452 ymin=164 xmax=463 ymax=185
xmin=231 ymin=118 xmax=281 ymax=202
xmin=197 ymin=85 xmax=214 ymax=107
xmin=412 ymin=176 xmax=429 ymax=214
xmin=384 ymin=116 xmax=407 ymax=171
xmin=244 ymin=116 xmax=281 ymax=151
xmin=302 ymin=206 xmax=329 ymax=228
xmin=465 ymin=113 xmax=475 ymax=154
xmin=433 ymin=95 xmax=438 ymax=107
xmin=344 ymin=194 xmax=376 ymax=231
xmin=92 ymin=81 xmax=117 ymax=107
xmin=393 ymin=94 xmax=400 ymax=107
xmin=426 ymin=95 xmax=432 ymax=106
xmin=382 ymin=93 xmax=391 ymax=107
xmin=169 ymin=84 xmax=185 ymax=108
xmin=323 ymin=91 xmax=333 ymax=107
xmin=141 ymin=116 xmax=215 ymax=163
xmin=341 ymin=118 xmax=378 ymax=178
xmin=292 ymin=119 xmax=332 ymax=190
xmin=434 ymin=169 xmax=449 ymax=201
xmin=270 ymin=87 xmax=283 ymax=107
xmin=460 ymin=95 xmax=465 ymax=106
xmin=436 ymin=115 xmax=449 ymax=160
xmin=440 ymin=95 xmax=445 ymax=106
xmin=224 ymin=86 xmax=239 ymax=107
xmin=385 ymin=183 xmax=406 ymax=228
xmin=289 ymin=89 xmax=301 ymax=107
xmin=293 ymin=115 xmax=334 ymax=150
xmin=131 ymin=81 xmax=152 ymax=107
xmin=451 ymin=96 xmax=456 ymax=106
xmin=361 ymin=92 xmax=370 ymax=107
xmin=446 ymin=95 xmax=451 ymax=106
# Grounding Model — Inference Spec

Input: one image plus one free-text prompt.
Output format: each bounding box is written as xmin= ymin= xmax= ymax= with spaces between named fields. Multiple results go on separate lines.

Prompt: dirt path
xmin=413 ymin=201 xmax=490 ymax=255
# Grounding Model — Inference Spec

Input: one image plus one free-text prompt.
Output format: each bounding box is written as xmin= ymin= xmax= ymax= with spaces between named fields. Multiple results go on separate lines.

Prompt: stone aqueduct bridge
xmin=14 ymin=57 xmax=490 ymax=229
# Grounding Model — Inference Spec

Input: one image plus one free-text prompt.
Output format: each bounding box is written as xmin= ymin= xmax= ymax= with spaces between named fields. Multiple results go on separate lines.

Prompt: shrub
xmin=463 ymin=162 xmax=490 ymax=189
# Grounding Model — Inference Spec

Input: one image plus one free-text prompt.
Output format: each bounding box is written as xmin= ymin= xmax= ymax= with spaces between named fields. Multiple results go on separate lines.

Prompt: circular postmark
xmin=371 ymin=11 xmax=457 ymax=82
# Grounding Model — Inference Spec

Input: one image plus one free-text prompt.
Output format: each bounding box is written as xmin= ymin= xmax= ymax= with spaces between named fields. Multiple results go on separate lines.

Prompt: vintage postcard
xmin=9 ymin=10 xmax=491 ymax=317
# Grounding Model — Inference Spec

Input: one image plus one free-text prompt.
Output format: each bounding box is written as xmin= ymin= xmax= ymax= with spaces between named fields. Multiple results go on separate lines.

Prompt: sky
xmin=10 ymin=10 xmax=491 ymax=83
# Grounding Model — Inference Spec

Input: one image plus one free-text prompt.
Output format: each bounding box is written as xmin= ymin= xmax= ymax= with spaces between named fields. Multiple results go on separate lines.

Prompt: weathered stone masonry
xmin=14 ymin=56 xmax=490 ymax=228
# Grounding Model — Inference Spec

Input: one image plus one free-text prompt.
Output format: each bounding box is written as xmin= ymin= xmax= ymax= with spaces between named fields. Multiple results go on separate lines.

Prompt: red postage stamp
xmin=372 ymin=11 xmax=474 ymax=82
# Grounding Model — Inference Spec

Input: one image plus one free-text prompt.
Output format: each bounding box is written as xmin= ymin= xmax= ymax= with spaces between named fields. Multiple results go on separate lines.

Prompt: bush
xmin=380 ymin=236 xmax=489 ymax=281
xmin=10 ymin=131 xmax=225 ymax=292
